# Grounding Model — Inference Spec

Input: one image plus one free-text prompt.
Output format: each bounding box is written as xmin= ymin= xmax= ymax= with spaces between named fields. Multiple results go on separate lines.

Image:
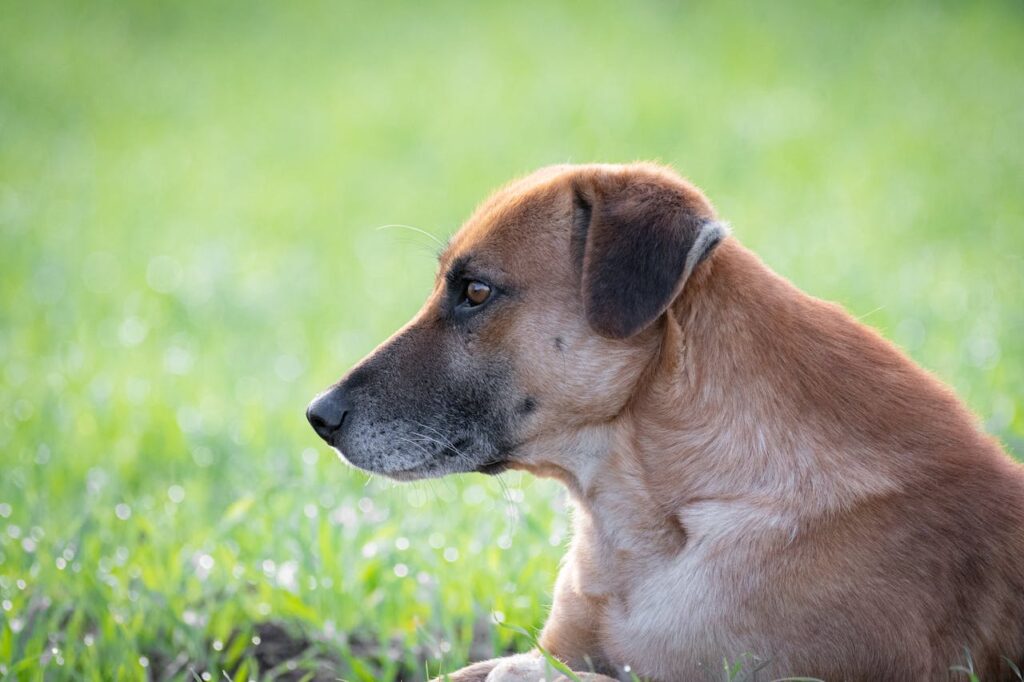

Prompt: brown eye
xmin=464 ymin=280 xmax=492 ymax=306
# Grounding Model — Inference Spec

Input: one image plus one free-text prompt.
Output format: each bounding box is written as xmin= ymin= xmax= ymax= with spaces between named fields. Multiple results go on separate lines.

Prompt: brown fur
xmin=310 ymin=163 xmax=1024 ymax=681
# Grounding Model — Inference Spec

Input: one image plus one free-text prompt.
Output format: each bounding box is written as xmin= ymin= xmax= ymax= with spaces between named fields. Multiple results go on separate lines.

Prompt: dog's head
xmin=306 ymin=163 xmax=726 ymax=481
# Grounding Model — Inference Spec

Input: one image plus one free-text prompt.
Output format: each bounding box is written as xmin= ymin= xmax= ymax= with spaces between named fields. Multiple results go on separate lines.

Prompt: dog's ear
xmin=572 ymin=166 xmax=728 ymax=339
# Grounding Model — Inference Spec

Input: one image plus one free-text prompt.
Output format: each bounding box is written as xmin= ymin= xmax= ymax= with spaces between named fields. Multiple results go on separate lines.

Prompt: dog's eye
xmin=463 ymin=280 xmax=492 ymax=306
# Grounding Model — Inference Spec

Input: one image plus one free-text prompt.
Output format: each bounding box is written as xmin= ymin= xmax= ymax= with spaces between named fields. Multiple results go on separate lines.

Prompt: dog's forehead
xmin=440 ymin=166 xmax=575 ymax=270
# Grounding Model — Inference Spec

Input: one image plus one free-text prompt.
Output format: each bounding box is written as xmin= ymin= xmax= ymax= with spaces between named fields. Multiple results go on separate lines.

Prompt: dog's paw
xmin=435 ymin=657 xmax=500 ymax=682
xmin=484 ymin=654 xmax=616 ymax=682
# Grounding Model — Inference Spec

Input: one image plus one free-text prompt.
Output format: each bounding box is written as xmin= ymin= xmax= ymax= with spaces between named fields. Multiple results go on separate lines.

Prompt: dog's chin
xmin=332 ymin=440 xmax=512 ymax=481
xmin=334 ymin=453 xmax=464 ymax=482
xmin=345 ymin=457 xmax=510 ymax=482
xmin=386 ymin=458 xmax=510 ymax=481
xmin=380 ymin=467 xmax=433 ymax=482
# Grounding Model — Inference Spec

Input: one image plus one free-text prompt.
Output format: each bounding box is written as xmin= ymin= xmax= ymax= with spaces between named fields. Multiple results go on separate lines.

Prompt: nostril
xmin=305 ymin=405 xmax=330 ymax=432
xmin=306 ymin=388 xmax=350 ymax=442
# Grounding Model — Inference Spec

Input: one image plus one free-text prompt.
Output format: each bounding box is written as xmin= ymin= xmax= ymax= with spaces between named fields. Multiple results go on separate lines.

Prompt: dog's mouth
xmin=442 ymin=435 xmax=512 ymax=476
xmin=443 ymin=436 xmax=473 ymax=459
xmin=473 ymin=439 xmax=524 ymax=476
xmin=475 ymin=460 xmax=509 ymax=476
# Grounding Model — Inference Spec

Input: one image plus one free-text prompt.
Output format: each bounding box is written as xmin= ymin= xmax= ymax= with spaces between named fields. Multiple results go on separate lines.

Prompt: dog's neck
xmin=566 ymin=238 xmax=983 ymax=540
xmin=638 ymin=240 xmax=894 ymax=511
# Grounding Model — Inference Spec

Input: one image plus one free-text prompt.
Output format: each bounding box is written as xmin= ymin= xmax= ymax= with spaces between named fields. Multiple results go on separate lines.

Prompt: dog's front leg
xmin=440 ymin=557 xmax=613 ymax=681
xmin=537 ymin=560 xmax=615 ymax=674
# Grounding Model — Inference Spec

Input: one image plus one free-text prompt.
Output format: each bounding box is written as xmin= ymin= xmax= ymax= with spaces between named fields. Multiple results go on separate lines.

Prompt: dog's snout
xmin=306 ymin=387 xmax=350 ymax=443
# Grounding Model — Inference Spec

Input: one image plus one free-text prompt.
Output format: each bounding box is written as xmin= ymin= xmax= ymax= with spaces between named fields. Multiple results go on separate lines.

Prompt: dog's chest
xmin=569 ymin=498 xmax=779 ymax=678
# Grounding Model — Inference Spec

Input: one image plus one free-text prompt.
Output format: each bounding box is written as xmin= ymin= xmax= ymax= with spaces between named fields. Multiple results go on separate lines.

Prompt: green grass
xmin=1 ymin=1 xmax=1023 ymax=679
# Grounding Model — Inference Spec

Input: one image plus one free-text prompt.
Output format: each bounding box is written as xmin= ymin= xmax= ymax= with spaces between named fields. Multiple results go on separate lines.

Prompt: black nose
xmin=306 ymin=387 xmax=350 ymax=443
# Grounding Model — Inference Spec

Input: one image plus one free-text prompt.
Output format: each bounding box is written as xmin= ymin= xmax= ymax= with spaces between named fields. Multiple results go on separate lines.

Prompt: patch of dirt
xmin=250 ymin=621 xmax=345 ymax=681
xmin=144 ymin=617 xmax=505 ymax=681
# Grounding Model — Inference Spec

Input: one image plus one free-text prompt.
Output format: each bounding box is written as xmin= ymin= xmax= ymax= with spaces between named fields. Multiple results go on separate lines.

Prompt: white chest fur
xmin=564 ymin=495 xmax=797 ymax=681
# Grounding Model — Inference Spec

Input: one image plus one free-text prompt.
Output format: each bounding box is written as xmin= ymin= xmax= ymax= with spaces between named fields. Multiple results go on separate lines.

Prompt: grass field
xmin=1 ymin=1 xmax=1023 ymax=679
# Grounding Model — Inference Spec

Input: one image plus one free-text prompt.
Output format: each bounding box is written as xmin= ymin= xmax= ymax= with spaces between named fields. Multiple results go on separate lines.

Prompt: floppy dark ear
xmin=573 ymin=168 xmax=728 ymax=339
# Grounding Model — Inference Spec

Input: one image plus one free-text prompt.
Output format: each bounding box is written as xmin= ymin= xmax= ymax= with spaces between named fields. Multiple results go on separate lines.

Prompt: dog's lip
xmin=474 ymin=440 xmax=524 ymax=476
xmin=443 ymin=436 xmax=473 ymax=458
xmin=475 ymin=460 xmax=508 ymax=476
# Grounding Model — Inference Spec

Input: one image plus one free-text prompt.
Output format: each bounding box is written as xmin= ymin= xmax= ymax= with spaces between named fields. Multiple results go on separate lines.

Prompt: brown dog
xmin=307 ymin=163 xmax=1024 ymax=681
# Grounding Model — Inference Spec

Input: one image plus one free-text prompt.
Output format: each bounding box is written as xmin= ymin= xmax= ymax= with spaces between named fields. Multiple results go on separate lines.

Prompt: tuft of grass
xmin=0 ymin=0 xmax=1022 ymax=679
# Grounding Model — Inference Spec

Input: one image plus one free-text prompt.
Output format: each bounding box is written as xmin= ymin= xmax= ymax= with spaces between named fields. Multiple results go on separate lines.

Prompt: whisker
xmin=374 ymin=223 xmax=447 ymax=249
xmin=379 ymin=234 xmax=442 ymax=258
xmin=856 ymin=304 xmax=886 ymax=321
xmin=396 ymin=435 xmax=433 ymax=456
xmin=408 ymin=423 xmax=521 ymax=534
xmin=497 ymin=475 xmax=518 ymax=531
xmin=408 ymin=420 xmax=462 ymax=449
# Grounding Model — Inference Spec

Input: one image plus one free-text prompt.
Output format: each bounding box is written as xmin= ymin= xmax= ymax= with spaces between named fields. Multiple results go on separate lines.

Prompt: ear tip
xmin=705 ymin=219 xmax=731 ymax=239
xmin=694 ymin=220 xmax=730 ymax=264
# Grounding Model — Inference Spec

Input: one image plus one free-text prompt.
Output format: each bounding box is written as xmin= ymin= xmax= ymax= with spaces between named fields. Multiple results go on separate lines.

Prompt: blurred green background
xmin=1 ymin=1 xmax=1022 ymax=679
